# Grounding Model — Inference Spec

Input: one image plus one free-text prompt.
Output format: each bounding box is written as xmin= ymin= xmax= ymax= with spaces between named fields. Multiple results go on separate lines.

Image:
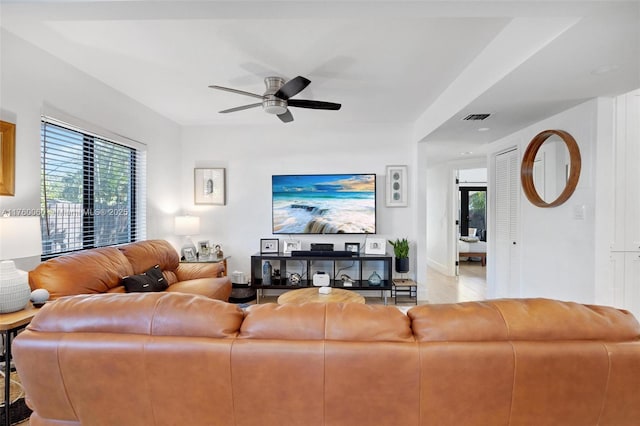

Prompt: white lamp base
xmin=0 ymin=260 xmax=31 ymax=313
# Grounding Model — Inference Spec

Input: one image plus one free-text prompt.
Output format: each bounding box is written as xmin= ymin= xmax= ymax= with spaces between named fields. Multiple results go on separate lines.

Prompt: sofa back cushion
xmin=240 ymin=302 xmax=414 ymax=342
xmin=28 ymin=292 xmax=244 ymax=338
xmin=409 ymin=298 xmax=640 ymax=342
xmin=29 ymin=246 xmax=133 ymax=299
xmin=117 ymin=239 xmax=180 ymax=278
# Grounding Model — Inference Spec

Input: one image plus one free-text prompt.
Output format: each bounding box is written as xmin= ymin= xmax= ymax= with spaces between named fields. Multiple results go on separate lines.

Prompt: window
xmin=459 ymin=186 xmax=486 ymax=240
xmin=40 ymin=117 xmax=146 ymax=258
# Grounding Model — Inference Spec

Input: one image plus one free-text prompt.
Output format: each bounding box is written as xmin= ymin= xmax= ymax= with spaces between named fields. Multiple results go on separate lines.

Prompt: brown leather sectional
xmin=28 ymin=239 xmax=232 ymax=301
xmin=13 ymin=293 xmax=640 ymax=426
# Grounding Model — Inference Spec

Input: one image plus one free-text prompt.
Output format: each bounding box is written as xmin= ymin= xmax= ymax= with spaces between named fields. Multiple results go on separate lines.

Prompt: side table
xmin=180 ymin=255 xmax=229 ymax=276
xmin=392 ymin=279 xmax=418 ymax=305
xmin=1 ymin=304 xmax=37 ymax=426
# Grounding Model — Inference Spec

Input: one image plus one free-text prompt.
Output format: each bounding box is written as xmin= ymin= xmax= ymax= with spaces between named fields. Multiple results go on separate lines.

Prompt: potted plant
xmin=388 ymin=238 xmax=410 ymax=273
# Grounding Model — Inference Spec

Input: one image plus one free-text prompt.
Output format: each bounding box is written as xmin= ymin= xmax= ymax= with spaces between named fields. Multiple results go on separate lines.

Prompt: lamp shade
xmin=174 ymin=216 xmax=200 ymax=236
xmin=0 ymin=216 xmax=42 ymax=260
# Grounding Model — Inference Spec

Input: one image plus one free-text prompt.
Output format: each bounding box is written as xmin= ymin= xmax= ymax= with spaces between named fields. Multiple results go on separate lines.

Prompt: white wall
xmin=180 ymin=123 xmax=419 ymax=289
xmin=486 ymin=99 xmax=603 ymax=304
xmin=0 ymin=31 xmax=183 ymax=269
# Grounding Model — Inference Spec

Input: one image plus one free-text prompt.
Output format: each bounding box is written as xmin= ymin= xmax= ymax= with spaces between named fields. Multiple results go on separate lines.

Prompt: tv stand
xmin=250 ymin=252 xmax=392 ymax=304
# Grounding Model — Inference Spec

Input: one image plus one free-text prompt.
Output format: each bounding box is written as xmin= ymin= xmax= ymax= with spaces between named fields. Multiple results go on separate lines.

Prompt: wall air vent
xmin=462 ymin=113 xmax=491 ymax=121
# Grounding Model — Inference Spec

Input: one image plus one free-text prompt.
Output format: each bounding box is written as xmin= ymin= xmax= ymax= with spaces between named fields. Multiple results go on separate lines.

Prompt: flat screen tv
xmin=272 ymin=174 xmax=376 ymax=234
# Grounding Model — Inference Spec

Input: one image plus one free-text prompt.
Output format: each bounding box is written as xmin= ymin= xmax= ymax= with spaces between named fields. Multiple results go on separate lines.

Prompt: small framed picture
xmin=386 ymin=165 xmax=408 ymax=207
xmin=364 ymin=238 xmax=386 ymax=255
xmin=260 ymin=238 xmax=279 ymax=254
xmin=182 ymin=247 xmax=197 ymax=261
xmin=283 ymin=240 xmax=302 ymax=254
xmin=195 ymin=168 xmax=226 ymax=205
xmin=345 ymin=242 xmax=360 ymax=254
xmin=198 ymin=240 xmax=211 ymax=257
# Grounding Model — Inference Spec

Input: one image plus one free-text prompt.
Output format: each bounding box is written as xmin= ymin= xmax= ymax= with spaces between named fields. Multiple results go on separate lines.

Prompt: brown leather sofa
xmin=29 ymin=239 xmax=232 ymax=301
xmin=13 ymin=293 xmax=640 ymax=426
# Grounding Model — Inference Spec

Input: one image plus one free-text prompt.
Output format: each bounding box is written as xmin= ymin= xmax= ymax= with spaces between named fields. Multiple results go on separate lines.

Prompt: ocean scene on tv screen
xmin=272 ymin=174 xmax=376 ymax=234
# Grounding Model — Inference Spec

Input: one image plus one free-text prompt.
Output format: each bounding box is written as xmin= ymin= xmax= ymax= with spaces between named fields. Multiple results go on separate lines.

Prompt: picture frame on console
xmin=194 ymin=168 xmax=225 ymax=205
xmin=182 ymin=247 xmax=197 ymax=261
xmin=260 ymin=238 xmax=279 ymax=254
xmin=283 ymin=240 xmax=302 ymax=254
xmin=364 ymin=238 xmax=386 ymax=255
xmin=345 ymin=242 xmax=360 ymax=254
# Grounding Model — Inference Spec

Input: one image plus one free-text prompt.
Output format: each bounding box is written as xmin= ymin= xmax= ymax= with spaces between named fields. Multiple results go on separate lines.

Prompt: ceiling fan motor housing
xmin=262 ymin=77 xmax=288 ymax=114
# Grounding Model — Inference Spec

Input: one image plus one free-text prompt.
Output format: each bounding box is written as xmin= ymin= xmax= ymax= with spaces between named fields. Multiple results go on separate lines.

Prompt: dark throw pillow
xmin=122 ymin=265 xmax=168 ymax=293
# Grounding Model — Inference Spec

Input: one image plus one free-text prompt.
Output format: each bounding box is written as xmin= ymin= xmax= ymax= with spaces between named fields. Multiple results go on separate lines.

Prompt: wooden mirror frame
xmin=521 ymin=129 xmax=581 ymax=208
xmin=0 ymin=120 xmax=16 ymax=196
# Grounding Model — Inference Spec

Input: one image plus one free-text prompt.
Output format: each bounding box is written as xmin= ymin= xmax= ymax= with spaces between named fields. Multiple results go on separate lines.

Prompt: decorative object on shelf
xmin=30 ymin=288 xmax=50 ymax=308
xmin=198 ymin=240 xmax=211 ymax=257
xmin=521 ymin=129 xmax=581 ymax=208
xmin=0 ymin=120 xmax=16 ymax=196
xmin=364 ymin=237 xmax=386 ymax=255
xmin=283 ymin=239 xmax=302 ymax=254
xmin=262 ymin=260 xmax=273 ymax=285
xmin=214 ymin=244 xmax=224 ymax=258
xmin=194 ymin=168 xmax=226 ymax=205
xmin=341 ymin=274 xmax=355 ymax=287
xmin=312 ymin=271 xmax=330 ymax=287
xmin=344 ymin=242 xmax=360 ymax=254
xmin=386 ymin=165 xmax=408 ymax=207
xmin=175 ymin=215 xmax=199 ymax=258
xmin=388 ymin=237 xmax=410 ymax=273
xmin=367 ymin=271 xmax=382 ymax=286
xmin=289 ymin=272 xmax=301 ymax=285
xmin=260 ymin=238 xmax=279 ymax=254
xmin=0 ymin=216 xmax=42 ymax=313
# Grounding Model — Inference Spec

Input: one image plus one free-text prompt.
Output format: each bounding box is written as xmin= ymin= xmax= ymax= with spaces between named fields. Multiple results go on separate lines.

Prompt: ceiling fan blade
xmin=288 ymin=99 xmax=341 ymax=110
xmin=274 ymin=76 xmax=311 ymax=100
xmin=277 ymin=109 xmax=294 ymax=123
xmin=219 ymin=103 xmax=262 ymax=113
xmin=208 ymin=85 xmax=264 ymax=100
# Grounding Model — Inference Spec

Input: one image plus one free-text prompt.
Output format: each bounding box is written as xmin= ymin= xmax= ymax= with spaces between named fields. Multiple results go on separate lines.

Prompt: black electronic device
xmin=310 ymin=243 xmax=334 ymax=251
xmin=291 ymin=250 xmax=354 ymax=257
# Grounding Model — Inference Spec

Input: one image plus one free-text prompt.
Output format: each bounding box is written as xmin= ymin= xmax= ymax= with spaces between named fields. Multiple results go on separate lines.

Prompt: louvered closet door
xmin=494 ymin=148 xmax=520 ymax=297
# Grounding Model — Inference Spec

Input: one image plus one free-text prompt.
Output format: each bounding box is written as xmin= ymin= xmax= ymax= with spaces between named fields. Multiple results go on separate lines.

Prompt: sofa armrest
xmin=168 ymin=277 xmax=232 ymax=302
xmin=176 ymin=262 xmax=225 ymax=280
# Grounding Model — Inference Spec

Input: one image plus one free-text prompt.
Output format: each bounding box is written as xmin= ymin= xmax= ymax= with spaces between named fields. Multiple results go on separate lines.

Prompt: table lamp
xmin=174 ymin=215 xmax=200 ymax=258
xmin=0 ymin=216 xmax=42 ymax=313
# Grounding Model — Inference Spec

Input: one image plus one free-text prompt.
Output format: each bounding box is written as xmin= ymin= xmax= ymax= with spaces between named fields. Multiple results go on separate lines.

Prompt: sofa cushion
xmin=122 ymin=265 xmax=168 ymax=293
xmin=29 ymin=246 xmax=133 ymax=299
xmin=117 ymin=240 xmax=180 ymax=276
xmin=28 ymin=292 xmax=243 ymax=338
xmin=240 ymin=303 xmax=414 ymax=342
xmin=409 ymin=298 xmax=640 ymax=342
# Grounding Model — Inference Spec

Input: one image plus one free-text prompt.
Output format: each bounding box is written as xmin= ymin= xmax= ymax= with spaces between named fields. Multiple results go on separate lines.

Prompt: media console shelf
xmin=250 ymin=252 xmax=392 ymax=304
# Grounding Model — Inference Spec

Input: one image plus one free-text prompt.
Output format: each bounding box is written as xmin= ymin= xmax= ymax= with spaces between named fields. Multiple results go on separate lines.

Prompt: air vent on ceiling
xmin=462 ymin=113 xmax=491 ymax=121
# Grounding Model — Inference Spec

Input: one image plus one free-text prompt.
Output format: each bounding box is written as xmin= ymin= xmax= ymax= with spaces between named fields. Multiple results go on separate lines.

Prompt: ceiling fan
xmin=208 ymin=76 xmax=341 ymax=123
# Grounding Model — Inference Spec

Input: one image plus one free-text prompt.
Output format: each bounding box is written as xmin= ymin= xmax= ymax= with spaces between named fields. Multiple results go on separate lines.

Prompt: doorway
xmin=456 ymin=169 xmax=487 ymax=294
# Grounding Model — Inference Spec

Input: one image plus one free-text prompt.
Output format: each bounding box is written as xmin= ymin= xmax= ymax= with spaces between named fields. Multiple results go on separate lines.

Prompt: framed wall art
xmin=194 ymin=168 xmax=225 ymax=205
xmin=0 ymin=120 xmax=16 ymax=196
xmin=386 ymin=165 xmax=408 ymax=207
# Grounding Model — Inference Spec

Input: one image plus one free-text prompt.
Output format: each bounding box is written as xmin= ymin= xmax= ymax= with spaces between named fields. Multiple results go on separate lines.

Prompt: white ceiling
xmin=1 ymin=0 xmax=639 ymax=162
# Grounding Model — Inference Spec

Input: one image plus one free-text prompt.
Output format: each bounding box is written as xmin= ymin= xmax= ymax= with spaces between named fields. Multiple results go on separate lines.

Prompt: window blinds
xmin=40 ymin=117 xmax=146 ymax=258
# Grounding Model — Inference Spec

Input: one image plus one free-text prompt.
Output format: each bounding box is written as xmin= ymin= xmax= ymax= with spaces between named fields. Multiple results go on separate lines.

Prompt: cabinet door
xmin=613 ymin=91 xmax=640 ymax=251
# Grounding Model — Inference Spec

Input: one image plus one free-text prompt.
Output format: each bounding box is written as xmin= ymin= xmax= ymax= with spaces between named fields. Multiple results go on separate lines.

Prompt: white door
xmin=494 ymin=148 xmax=520 ymax=297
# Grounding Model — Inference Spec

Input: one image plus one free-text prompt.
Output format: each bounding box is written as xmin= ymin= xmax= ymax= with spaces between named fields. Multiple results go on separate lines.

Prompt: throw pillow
xmin=122 ymin=265 xmax=168 ymax=293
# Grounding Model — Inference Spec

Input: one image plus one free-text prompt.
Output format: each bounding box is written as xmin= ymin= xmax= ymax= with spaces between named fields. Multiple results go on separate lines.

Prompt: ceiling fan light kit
xmin=209 ymin=75 xmax=341 ymax=123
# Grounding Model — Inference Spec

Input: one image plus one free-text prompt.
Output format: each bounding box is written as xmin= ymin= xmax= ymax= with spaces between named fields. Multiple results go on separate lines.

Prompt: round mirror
xmin=521 ymin=129 xmax=581 ymax=207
